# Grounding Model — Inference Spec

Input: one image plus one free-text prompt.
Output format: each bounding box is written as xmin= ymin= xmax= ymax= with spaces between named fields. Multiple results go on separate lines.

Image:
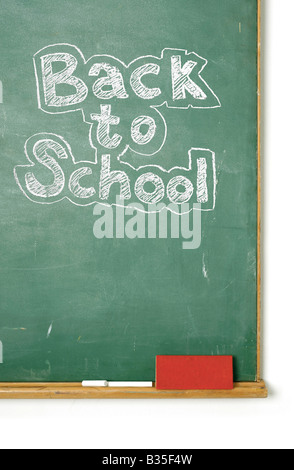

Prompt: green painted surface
xmin=0 ymin=0 xmax=258 ymax=382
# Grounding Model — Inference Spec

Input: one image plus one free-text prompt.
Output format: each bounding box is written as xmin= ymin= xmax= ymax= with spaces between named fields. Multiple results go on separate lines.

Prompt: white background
xmin=0 ymin=0 xmax=293 ymax=449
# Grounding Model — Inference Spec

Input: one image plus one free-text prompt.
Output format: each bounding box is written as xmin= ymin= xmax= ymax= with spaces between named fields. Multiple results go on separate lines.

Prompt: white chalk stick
xmin=82 ymin=380 xmax=108 ymax=387
xmin=108 ymin=381 xmax=153 ymax=388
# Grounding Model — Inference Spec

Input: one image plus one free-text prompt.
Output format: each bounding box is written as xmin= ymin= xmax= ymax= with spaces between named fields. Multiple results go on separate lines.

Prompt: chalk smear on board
xmin=202 ymin=253 xmax=209 ymax=280
xmin=0 ymin=341 xmax=3 ymax=364
xmin=1 ymin=327 xmax=26 ymax=331
xmin=0 ymin=81 xmax=7 ymax=139
xmin=47 ymin=323 xmax=53 ymax=338
xmin=222 ymin=281 xmax=234 ymax=293
xmin=247 ymin=249 xmax=257 ymax=276
xmin=0 ymin=107 xmax=7 ymax=140
xmin=0 ymin=108 xmax=6 ymax=138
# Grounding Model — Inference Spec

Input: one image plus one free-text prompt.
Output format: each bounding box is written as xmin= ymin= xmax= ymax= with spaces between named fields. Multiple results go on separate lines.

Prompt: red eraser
xmin=156 ymin=355 xmax=233 ymax=390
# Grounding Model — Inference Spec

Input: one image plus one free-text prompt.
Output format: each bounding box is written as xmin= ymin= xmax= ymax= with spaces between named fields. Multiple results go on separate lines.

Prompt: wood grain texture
xmin=0 ymin=381 xmax=267 ymax=399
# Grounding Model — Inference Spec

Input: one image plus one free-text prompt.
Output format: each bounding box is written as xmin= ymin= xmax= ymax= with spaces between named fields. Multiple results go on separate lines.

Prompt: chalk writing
xmin=14 ymin=45 xmax=221 ymax=214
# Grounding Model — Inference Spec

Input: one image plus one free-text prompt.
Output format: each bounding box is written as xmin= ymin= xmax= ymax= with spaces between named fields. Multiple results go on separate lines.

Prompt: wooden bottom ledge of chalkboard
xmin=0 ymin=381 xmax=267 ymax=399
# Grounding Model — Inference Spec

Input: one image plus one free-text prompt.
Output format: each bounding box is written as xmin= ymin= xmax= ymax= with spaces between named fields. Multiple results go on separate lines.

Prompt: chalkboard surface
xmin=0 ymin=0 xmax=258 ymax=383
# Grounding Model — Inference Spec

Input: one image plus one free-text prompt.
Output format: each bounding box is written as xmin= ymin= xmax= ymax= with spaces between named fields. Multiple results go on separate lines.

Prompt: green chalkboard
xmin=0 ymin=0 xmax=259 ymax=383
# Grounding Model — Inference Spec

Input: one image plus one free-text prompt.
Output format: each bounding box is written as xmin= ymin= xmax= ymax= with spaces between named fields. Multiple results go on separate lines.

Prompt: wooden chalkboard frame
xmin=0 ymin=0 xmax=267 ymax=399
